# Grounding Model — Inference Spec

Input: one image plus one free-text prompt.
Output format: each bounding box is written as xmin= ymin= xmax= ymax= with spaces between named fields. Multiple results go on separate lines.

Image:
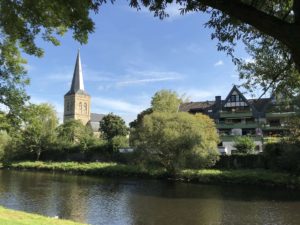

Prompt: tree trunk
xmin=36 ymin=151 xmax=41 ymax=161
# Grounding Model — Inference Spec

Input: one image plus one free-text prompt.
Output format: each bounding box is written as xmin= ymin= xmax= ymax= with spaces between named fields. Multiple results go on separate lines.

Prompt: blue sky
xmin=25 ymin=2 xmax=251 ymax=123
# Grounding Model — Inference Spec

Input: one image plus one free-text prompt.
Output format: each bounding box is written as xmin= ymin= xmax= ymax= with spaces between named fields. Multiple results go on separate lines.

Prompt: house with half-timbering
xmin=180 ymin=85 xmax=297 ymax=154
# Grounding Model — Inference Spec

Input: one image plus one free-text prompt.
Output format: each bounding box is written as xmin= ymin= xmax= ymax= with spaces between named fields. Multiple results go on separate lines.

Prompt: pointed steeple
xmin=65 ymin=51 xmax=88 ymax=96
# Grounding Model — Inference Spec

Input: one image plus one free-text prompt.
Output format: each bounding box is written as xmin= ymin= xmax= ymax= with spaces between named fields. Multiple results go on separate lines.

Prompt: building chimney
xmin=215 ymin=96 xmax=221 ymax=110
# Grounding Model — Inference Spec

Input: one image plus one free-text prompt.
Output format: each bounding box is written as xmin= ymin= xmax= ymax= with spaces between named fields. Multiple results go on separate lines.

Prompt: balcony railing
xmin=220 ymin=135 xmax=262 ymax=142
xmin=217 ymin=122 xmax=258 ymax=129
xmin=261 ymin=124 xmax=288 ymax=130
xmin=265 ymin=112 xmax=296 ymax=118
xmin=219 ymin=111 xmax=253 ymax=118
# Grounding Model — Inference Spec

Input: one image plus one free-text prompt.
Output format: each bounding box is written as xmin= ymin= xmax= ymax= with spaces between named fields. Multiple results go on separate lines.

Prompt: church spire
xmin=70 ymin=51 xmax=84 ymax=91
xmin=65 ymin=51 xmax=88 ymax=96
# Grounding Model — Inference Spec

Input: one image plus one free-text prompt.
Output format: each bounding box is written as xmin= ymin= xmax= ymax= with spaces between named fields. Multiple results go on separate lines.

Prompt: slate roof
xmin=88 ymin=113 xmax=105 ymax=132
xmin=179 ymin=101 xmax=215 ymax=112
xmin=65 ymin=51 xmax=89 ymax=96
xmin=179 ymin=96 xmax=272 ymax=113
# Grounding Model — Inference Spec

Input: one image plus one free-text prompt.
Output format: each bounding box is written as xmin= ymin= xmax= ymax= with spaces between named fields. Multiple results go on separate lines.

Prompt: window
xmin=66 ymin=102 xmax=70 ymax=111
xmin=84 ymin=103 xmax=87 ymax=114
xmin=79 ymin=102 xmax=82 ymax=114
xmin=230 ymin=95 xmax=236 ymax=102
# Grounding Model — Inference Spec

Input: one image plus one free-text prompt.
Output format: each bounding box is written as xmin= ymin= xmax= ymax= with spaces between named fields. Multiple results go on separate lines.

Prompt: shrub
xmin=264 ymin=142 xmax=300 ymax=174
xmin=233 ymin=136 xmax=256 ymax=154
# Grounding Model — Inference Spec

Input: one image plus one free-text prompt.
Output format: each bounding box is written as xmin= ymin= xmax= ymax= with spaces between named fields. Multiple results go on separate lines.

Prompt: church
xmin=63 ymin=52 xmax=105 ymax=134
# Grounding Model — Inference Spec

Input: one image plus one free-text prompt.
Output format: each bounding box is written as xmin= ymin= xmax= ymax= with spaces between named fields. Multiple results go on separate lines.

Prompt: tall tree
xmin=131 ymin=112 xmax=219 ymax=175
xmin=56 ymin=119 xmax=94 ymax=149
xmin=22 ymin=103 xmax=58 ymax=160
xmin=99 ymin=113 xmax=128 ymax=141
xmin=151 ymin=89 xmax=182 ymax=113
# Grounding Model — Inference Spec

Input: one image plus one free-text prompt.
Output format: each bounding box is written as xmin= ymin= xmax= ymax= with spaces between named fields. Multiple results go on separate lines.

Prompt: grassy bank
xmin=0 ymin=206 xmax=85 ymax=225
xmin=4 ymin=161 xmax=300 ymax=189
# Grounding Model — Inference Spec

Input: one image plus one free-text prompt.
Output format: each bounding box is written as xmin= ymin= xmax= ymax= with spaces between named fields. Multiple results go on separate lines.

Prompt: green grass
xmin=4 ymin=161 xmax=300 ymax=189
xmin=0 ymin=206 xmax=86 ymax=225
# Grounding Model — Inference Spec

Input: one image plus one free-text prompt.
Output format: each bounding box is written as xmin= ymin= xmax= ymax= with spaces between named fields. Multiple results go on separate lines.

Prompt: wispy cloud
xmin=214 ymin=60 xmax=224 ymax=67
xmin=96 ymin=70 xmax=184 ymax=90
xmin=117 ymin=77 xmax=179 ymax=86
xmin=92 ymin=97 xmax=147 ymax=115
xmin=116 ymin=70 xmax=183 ymax=87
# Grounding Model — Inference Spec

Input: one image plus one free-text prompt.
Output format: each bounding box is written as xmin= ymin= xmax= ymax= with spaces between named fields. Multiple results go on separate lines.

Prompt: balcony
xmin=220 ymin=135 xmax=262 ymax=142
xmin=265 ymin=112 xmax=296 ymax=118
xmin=261 ymin=124 xmax=287 ymax=130
xmin=217 ymin=122 xmax=258 ymax=129
xmin=219 ymin=111 xmax=253 ymax=118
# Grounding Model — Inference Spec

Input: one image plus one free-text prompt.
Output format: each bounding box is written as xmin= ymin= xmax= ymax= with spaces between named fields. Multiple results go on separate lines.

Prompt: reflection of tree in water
xmin=1 ymin=171 xmax=300 ymax=225
xmin=125 ymin=181 xmax=224 ymax=225
xmin=0 ymin=170 xmax=58 ymax=214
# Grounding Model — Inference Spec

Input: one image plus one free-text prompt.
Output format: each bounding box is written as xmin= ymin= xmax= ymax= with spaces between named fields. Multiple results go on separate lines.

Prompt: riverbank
xmin=3 ymin=161 xmax=300 ymax=189
xmin=0 ymin=206 xmax=85 ymax=225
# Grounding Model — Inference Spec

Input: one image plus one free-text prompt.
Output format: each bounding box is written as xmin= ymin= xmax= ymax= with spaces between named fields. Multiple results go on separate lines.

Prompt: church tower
xmin=64 ymin=51 xmax=91 ymax=125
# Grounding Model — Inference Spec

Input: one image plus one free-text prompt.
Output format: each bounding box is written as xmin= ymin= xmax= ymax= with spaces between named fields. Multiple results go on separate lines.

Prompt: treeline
xmin=0 ymin=104 xmax=129 ymax=163
xmin=1 ymin=89 xmax=300 ymax=176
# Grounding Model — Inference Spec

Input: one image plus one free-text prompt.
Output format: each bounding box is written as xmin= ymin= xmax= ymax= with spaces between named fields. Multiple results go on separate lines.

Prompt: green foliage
xmin=111 ymin=136 xmax=129 ymax=152
xmin=56 ymin=119 xmax=95 ymax=151
xmin=151 ymin=89 xmax=182 ymax=113
xmin=99 ymin=113 xmax=128 ymax=141
xmin=0 ymin=1 xmax=100 ymax=118
xmin=233 ymin=136 xmax=256 ymax=154
xmin=238 ymin=37 xmax=300 ymax=97
xmin=285 ymin=115 xmax=300 ymax=143
xmin=0 ymin=131 xmax=11 ymax=161
xmin=6 ymin=161 xmax=300 ymax=189
xmin=132 ymin=112 xmax=219 ymax=174
xmin=21 ymin=103 xmax=59 ymax=160
xmin=264 ymin=142 xmax=300 ymax=174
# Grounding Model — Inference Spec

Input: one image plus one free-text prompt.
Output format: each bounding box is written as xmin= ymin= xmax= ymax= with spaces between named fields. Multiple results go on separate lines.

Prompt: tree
xmin=99 ymin=113 xmax=128 ymax=141
xmin=131 ymin=112 xmax=219 ymax=175
xmin=56 ymin=119 xmax=94 ymax=151
xmin=233 ymin=136 xmax=256 ymax=154
xmin=0 ymin=1 xmax=100 ymax=119
xmin=151 ymin=89 xmax=182 ymax=113
xmin=22 ymin=103 xmax=58 ymax=160
xmin=0 ymin=131 xmax=11 ymax=161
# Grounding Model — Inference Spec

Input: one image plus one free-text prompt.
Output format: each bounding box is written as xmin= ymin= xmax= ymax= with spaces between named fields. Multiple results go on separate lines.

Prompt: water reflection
xmin=0 ymin=170 xmax=299 ymax=225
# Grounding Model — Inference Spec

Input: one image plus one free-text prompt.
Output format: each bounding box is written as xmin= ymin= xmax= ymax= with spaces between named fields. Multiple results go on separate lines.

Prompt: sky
xmin=24 ymin=2 xmax=252 ymax=124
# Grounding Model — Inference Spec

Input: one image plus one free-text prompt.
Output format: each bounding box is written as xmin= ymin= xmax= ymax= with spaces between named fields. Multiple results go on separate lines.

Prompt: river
xmin=0 ymin=170 xmax=299 ymax=225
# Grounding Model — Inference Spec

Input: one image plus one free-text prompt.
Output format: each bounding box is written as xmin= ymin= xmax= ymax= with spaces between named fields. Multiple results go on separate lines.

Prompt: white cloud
xmin=117 ymin=76 xmax=181 ymax=87
xmin=96 ymin=70 xmax=184 ymax=89
xmin=92 ymin=97 xmax=146 ymax=115
xmin=214 ymin=60 xmax=224 ymax=67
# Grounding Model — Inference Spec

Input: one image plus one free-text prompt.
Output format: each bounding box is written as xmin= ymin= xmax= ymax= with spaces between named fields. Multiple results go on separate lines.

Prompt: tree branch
xmin=294 ymin=0 xmax=300 ymax=24
xmin=197 ymin=0 xmax=294 ymax=48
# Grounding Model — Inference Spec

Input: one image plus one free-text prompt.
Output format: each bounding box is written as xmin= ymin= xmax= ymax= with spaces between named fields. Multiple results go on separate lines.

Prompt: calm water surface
xmin=0 ymin=170 xmax=299 ymax=225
